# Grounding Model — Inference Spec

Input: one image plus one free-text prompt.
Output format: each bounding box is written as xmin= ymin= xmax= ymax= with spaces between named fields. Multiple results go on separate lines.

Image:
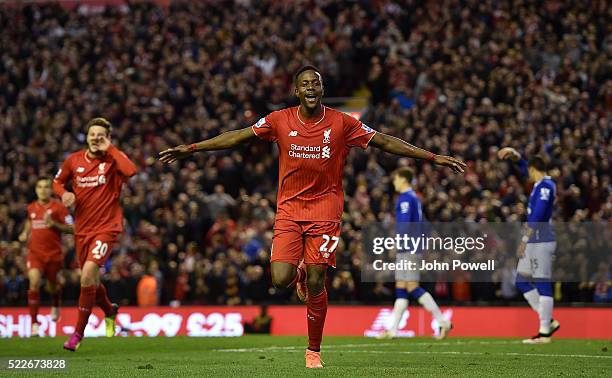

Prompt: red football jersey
xmin=53 ymin=145 xmax=137 ymax=236
xmin=251 ymin=106 xmax=376 ymax=222
xmin=27 ymin=199 xmax=72 ymax=259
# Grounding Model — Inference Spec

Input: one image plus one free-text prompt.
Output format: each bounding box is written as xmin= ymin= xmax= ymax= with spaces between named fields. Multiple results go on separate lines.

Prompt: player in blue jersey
xmin=498 ymin=148 xmax=560 ymax=344
xmin=379 ymin=167 xmax=452 ymax=339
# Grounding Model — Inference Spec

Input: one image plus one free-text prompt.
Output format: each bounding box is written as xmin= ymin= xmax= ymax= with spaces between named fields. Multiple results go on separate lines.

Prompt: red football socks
xmin=75 ymin=285 xmax=97 ymax=335
xmin=96 ymin=283 xmax=113 ymax=316
xmin=289 ymin=265 xmax=306 ymax=288
xmin=28 ymin=289 xmax=40 ymax=324
xmin=307 ymin=288 xmax=328 ymax=351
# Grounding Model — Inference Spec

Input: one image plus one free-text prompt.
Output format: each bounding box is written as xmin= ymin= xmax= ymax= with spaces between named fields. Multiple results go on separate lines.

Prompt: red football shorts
xmin=75 ymin=233 xmax=118 ymax=268
xmin=27 ymin=253 xmax=63 ymax=283
xmin=271 ymin=219 xmax=340 ymax=267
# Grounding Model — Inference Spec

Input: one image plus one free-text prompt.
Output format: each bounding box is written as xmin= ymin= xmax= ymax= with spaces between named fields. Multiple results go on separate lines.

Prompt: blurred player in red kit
xmin=159 ymin=66 xmax=465 ymax=368
xmin=53 ymin=117 xmax=137 ymax=351
xmin=19 ymin=177 xmax=73 ymax=336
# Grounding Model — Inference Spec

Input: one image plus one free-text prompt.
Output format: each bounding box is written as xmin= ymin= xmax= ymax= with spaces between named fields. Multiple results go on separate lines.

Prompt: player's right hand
xmin=97 ymin=135 xmax=111 ymax=152
xmin=62 ymin=192 xmax=76 ymax=207
xmin=497 ymin=147 xmax=521 ymax=161
xmin=158 ymin=145 xmax=193 ymax=164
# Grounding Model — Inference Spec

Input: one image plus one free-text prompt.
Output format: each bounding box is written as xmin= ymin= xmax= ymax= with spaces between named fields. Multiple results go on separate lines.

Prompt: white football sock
xmin=539 ymin=296 xmax=553 ymax=334
xmin=418 ymin=292 xmax=445 ymax=325
xmin=389 ymin=298 xmax=408 ymax=333
xmin=523 ymin=288 xmax=540 ymax=313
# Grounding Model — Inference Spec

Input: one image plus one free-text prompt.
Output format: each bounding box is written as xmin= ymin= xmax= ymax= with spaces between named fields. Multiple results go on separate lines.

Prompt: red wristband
xmin=189 ymin=143 xmax=198 ymax=152
xmin=427 ymin=152 xmax=436 ymax=162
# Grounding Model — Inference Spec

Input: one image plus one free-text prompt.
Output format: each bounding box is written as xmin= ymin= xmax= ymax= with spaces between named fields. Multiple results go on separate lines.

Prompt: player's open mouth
xmin=305 ymin=94 xmax=318 ymax=104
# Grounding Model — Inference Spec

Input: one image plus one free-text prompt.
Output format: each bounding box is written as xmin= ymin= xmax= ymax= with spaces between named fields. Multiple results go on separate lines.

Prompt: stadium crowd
xmin=0 ymin=0 xmax=610 ymax=307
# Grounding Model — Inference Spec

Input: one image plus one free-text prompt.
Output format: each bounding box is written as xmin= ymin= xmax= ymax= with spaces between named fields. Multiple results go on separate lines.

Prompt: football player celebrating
xmin=160 ymin=66 xmax=465 ymax=367
xmin=19 ymin=177 xmax=73 ymax=336
xmin=54 ymin=117 xmax=137 ymax=351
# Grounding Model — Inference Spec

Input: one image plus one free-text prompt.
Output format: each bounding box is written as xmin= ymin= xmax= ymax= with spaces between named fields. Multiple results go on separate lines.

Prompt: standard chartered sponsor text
xmin=289 ymin=144 xmax=322 ymax=159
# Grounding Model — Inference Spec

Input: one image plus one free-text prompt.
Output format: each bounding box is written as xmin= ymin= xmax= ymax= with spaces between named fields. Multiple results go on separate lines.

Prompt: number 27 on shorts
xmin=319 ymin=234 xmax=339 ymax=259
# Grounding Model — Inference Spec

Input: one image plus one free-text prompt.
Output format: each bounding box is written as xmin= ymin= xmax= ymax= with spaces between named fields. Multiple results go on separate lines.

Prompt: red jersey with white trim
xmin=53 ymin=145 xmax=137 ymax=236
xmin=251 ymin=106 xmax=376 ymax=222
xmin=27 ymin=199 xmax=72 ymax=259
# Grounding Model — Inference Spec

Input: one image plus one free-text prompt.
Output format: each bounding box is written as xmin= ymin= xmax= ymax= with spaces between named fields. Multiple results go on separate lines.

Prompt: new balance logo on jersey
xmin=98 ymin=163 xmax=106 ymax=174
xmin=322 ymin=146 xmax=330 ymax=159
xmin=323 ymin=128 xmax=331 ymax=144
xmin=288 ymin=130 xmax=298 ymax=137
xmin=76 ymin=167 xmax=85 ymax=173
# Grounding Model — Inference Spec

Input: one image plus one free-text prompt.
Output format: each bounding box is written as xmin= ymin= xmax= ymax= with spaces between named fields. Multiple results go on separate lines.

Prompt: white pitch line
xmin=213 ymin=342 xmax=397 ymax=352
xmin=216 ymin=349 xmax=612 ymax=360
xmin=503 ymin=352 xmax=612 ymax=359
xmin=213 ymin=343 xmax=612 ymax=359
xmin=335 ymin=350 xmax=612 ymax=360
xmin=213 ymin=340 xmax=522 ymax=353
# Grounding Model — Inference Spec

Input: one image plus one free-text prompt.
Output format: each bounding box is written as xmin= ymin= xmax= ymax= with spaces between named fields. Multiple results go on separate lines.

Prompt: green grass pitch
xmin=1 ymin=336 xmax=610 ymax=377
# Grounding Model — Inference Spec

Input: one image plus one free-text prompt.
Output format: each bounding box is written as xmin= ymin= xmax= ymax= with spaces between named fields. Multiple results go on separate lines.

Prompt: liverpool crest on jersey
xmin=323 ymin=129 xmax=331 ymax=144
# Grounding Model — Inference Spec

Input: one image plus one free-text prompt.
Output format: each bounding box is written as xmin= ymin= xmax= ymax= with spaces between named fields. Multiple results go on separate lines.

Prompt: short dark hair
xmin=393 ymin=167 xmax=414 ymax=183
xmin=86 ymin=117 xmax=112 ymax=135
xmin=294 ymin=65 xmax=321 ymax=85
xmin=528 ymin=156 xmax=547 ymax=172
xmin=36 ymin=176 xmax=52 ymax=184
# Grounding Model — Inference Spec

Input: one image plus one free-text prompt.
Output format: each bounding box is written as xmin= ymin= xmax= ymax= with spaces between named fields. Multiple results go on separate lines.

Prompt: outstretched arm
xmin=369 ymin=132 xmax=466 ymax=173
xmin=159 ymin=127 xmax=256 ymax=164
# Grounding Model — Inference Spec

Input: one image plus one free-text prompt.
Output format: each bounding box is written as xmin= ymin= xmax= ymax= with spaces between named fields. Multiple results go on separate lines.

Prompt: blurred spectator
xmin=330 ymin=270 xmax=356 ymax=303
xmin=244 ymin=305 xmax=272 ymax=334
xmin=589 ymin=262 xmax=611 ymax=303
xmin=106 ymin=266 xmax=130 ymax=306
xmin=243 ymin=265 xmax=268 ymax=304
xmin=137 ymin=266 xmax=159 ymax=307
xmin=4 ymin=266 xmax=25 ymax=305
xmin=493 ymin=259 xmax=518 ymax=301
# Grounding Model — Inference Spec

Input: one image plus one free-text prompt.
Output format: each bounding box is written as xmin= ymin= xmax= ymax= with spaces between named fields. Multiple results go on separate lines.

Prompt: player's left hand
xmin=159 ymin=145 xmax=193 ymax=164
xmin=97 ymin=135 xmax=111 ymax=152
xmin=433 ymin=155 xmax=466 ymax=173
xmin=516 ymin=241 xmax=527 ymax=258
